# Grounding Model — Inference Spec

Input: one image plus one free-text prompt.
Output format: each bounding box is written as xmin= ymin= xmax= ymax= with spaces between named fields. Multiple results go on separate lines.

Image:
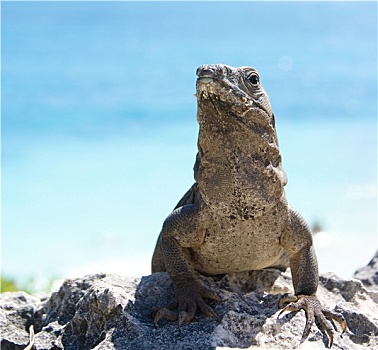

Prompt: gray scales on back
xmin=151 ymin=64 xmax=347 ymax=347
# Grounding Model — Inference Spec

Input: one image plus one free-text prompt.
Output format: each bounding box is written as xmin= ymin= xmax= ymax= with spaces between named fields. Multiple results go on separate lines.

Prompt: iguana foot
xmin=153 ymin=279 xmax=221 ymax=327
xmin=278 ymin=294 xmax=347 ymax=348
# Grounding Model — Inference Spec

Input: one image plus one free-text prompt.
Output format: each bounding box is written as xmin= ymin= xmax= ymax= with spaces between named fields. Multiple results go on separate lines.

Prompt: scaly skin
xmin=151 ymin=64 xmax=346 ymax=347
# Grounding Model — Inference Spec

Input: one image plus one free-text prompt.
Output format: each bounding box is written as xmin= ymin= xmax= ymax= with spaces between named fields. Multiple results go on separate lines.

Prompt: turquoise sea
xmin=2 ymin=1 xmax=377 ymax=291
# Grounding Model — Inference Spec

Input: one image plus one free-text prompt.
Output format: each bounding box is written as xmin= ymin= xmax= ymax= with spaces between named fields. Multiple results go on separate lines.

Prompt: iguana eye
xmin=247 ymin=74 xmax=260 ymax=85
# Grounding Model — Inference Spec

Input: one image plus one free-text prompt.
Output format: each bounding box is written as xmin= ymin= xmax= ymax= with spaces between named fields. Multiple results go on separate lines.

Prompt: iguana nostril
xmin=196 ymin=64 xmax=225 ymax=78
xmin=196 ymin=65 xmax=213 ymax=78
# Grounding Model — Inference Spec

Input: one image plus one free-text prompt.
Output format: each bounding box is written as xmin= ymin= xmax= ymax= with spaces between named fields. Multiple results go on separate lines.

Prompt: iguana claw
xmin=152 ymin=281 xmax=221 ymax=327
xmin=278 ymin=294 xmax=347 ymax=348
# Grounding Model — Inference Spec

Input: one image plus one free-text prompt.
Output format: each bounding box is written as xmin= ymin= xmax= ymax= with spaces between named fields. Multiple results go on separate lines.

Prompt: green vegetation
xmin=1 ymin=275 xmax=59 ymax=294
xmin=1 ymin=276 xmax=19 ymax=293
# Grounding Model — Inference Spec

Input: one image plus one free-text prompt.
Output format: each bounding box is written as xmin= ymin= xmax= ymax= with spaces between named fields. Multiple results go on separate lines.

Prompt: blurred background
xmin=2 ymin=1 xmax=377 ymax=293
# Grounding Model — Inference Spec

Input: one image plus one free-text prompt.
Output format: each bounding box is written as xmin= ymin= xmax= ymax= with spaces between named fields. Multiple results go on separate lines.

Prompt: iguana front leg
xmin=152 ymin=204 xmax=220 ymax=326
xmin=279 ymin=208 xmax=347 ymax=347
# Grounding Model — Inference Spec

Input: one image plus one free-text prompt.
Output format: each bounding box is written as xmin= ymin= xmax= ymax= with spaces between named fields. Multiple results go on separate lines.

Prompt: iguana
xmin=151 ymin=64 xmax=346 ymax=347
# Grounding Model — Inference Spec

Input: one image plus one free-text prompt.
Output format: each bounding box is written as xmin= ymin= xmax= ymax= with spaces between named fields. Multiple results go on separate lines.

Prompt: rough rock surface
xmin=354 ymin=250 xmax=378 ymax=292
xmin=1 ymin=270 xmax=378 ymax=350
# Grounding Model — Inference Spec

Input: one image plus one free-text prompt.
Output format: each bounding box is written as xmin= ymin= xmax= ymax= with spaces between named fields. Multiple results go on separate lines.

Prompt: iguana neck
xmin=194 ymin=124 xmax=287 ymax=219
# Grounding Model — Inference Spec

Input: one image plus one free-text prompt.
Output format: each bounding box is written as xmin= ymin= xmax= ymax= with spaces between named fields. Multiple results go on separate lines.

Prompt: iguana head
xmin=196 ymin=64 xmax=275 ymax=136
xmin=194 ymin=64 xmax=287 ymax=218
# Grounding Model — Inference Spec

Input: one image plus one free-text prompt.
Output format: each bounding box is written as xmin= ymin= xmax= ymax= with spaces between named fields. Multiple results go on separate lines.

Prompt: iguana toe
xmin=278 ymin=294 xmax=346 ymax=348
xmin=153 ymin=307 xmax=178 ymax=325
xmin=195 ymin=297 xmax=220 ymax=321
xmin=153 ymin=282 xmax=220 ymax=327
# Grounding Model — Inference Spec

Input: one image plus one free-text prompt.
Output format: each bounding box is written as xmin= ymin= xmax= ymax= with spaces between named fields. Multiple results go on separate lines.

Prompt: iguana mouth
xmin=196 ymin=75 xmax=250 ymax=102
xmin=196 ymin=77 xmax=273 ymax=127
xmin=197 ymin=76 xmax=216 ymax=84
xmin=196 ymin=64 xmax=251 ymax=102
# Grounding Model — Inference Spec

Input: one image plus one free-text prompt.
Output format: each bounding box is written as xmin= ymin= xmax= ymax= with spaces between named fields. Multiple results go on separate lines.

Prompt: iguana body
xmin=152 ymin=64 xmax=346 ymax=347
